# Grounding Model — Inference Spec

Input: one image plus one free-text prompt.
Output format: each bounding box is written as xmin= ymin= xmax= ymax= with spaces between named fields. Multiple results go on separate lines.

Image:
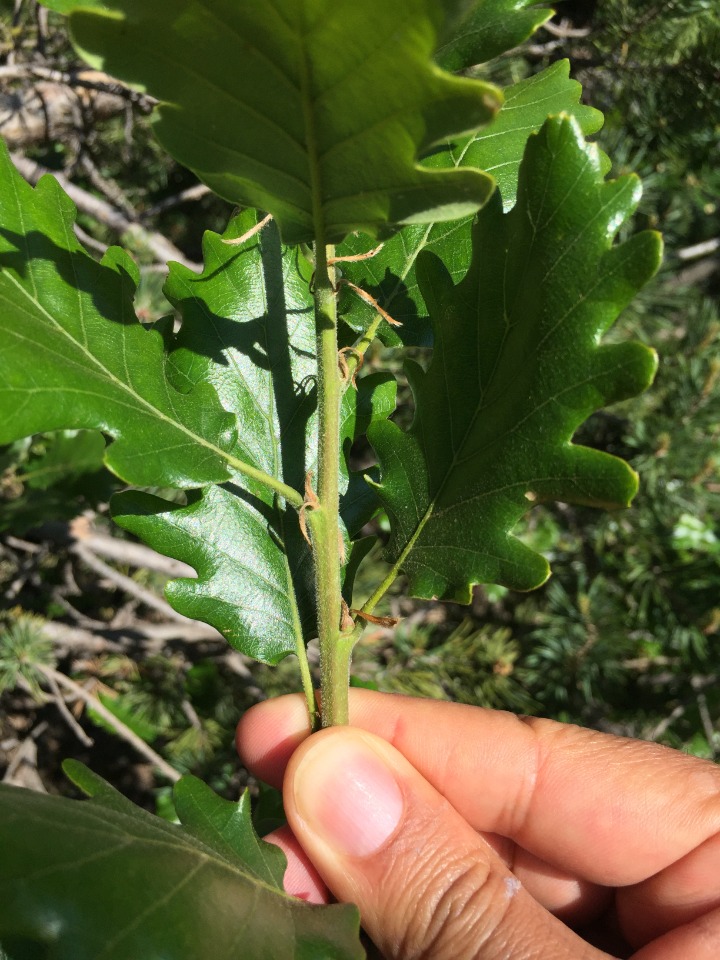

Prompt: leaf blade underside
xmin=338 ymin=61 xmax=604 ymax=345
xmin=66 ymin=0 xmax=502 ymax=243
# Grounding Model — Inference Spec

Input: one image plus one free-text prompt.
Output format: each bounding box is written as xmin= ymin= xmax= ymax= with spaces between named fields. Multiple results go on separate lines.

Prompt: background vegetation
xmin=0 ymin=0 xmax=718 ymax=812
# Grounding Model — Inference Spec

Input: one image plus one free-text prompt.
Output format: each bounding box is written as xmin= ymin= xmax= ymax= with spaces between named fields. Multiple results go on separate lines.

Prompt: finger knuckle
xmin=387 ymin=821 xmax=516 ymax=960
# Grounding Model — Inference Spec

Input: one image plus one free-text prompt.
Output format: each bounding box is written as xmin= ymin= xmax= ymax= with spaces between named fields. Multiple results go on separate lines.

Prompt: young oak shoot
xmin=0 ymin=0 xmax=659 ymax=732
xmin=0 ymin=3 xmax=661 ymax=954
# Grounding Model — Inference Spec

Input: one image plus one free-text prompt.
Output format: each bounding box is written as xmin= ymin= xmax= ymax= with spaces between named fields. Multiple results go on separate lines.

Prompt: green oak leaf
xmin=0 ymin=141 xmax=237 ymax=490
xmin=0 ymin=763 xmax=363 ymax=960
xmin=39 ymin=0 xmax=107 ymax=10
xmin=338 ymin=61 xmax=604 ymax=345
xmin=111 ymin=214 xmax=394 ymax=661
xmin=112 ymin=484 xmax=313 ymax=664
xmin=368 ymin=116 xmax=661 ymax=603
xmin=436 ymin=0 xmax=553 ymax=70
xmin=453 ymin=60 xmax=605 ymax=211
xmin=65 ymin=0 xmax=502 ymax=244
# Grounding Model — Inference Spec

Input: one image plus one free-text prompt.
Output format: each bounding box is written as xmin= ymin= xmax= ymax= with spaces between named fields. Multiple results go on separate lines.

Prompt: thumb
xmin=284 ymin=728 xmax=606 ymax=960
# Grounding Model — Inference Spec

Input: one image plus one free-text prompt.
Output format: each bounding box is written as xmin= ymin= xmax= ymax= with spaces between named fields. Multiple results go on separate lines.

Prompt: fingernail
xmin=292 ymin=733 xmax=404 ymax=858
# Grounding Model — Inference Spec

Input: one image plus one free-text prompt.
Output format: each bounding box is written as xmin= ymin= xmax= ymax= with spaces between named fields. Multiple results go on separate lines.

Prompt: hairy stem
xmin=341 ymin=310 xmax=385 ymax=392
xmin=308 ymin=241 xmax=348 ymax=727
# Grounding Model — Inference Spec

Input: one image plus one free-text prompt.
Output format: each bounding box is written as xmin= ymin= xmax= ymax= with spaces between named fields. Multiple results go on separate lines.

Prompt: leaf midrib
xmin=0 ymin=270 xmax=301 ymax=497
xmin=386 ymin=144 xmax=612 ymax=572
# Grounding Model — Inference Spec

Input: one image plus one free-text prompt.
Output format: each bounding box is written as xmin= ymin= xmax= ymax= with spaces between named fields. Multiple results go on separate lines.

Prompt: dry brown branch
xmin=37 ymin=664 xmax=181 ymax=782
xmin=647 ymin=703 xmax=687 ymax=740
xmin=41 ymin=669 xmax=95 ymax=747
xmin=143 ymin=183 xmax=211 ymax=217
xmin=677 ymin=237 xmax=719 ymax=261
xmin=79 ymin=152 xmax=138 ymax=220
xmin=0 ymin=69 xmax=134 ymax=148
xmin=40 ymin=621 xmax=122 ymax=655
xmin=70 ymin=540 xmax=194 ymax=625
xmin=2 ymin=722 xmax=49 ymax=792
xmin=543 ymin=19 xmax=591 ymax=39
xmin=696 ymin=691 xmax=718 ymax=758
xmin=40 ymin=619 xmax=223 ymax=658
xmin=72 ymin=221 xmax=111 ymax=256
xmin=0 ymin=64 xmax=154 ymax=105
xmin=69 ymin=520 xmax=196 ymax=579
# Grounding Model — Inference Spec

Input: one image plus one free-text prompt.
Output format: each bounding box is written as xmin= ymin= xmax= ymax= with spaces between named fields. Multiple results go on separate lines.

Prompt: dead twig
xmin=677 ymin=238 xmax=720 ymax=261
xmin=37 ymin=665 xmax=180 ymax=782
xmin=143 ymin=183 xmax=211 ymax=218
xmin=2 ymin=722 xmax=49 ymax=792
xmin=79 ymin=152 xmax=138 ymax=221
xmin=0 ymin=64 xmax=155 ymax=109
xmin=70 ymin=541 xmax=194 ymax=625
xmin=39 ymin=669 xmax=95 ymax=747
xmin=69 ymin=522 xmax=196 ymax=579
xmin=543 ymin=19 xmax=591 ymax=39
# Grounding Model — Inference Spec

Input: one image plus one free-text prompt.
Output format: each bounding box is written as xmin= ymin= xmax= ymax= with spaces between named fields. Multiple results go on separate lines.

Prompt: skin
xmin=236 ymin=689 xmax=720 ymax=960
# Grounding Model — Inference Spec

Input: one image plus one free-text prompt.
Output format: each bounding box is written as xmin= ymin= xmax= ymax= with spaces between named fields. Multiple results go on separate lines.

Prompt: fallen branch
xmin=2 ymin=722 xmax=49 ymax=792
xmin=41 ymin=670 xmax=95 ymax=748
xmin=543 ymin=19 xmax=591 ymax=39
xmin=37 ymin=664 xmax=181 ymax=783
xmin=677 ymin=237 xmax=720 ymax=261
xmin=143 ymin=183 xmax=211 ymax=218
xmin=70 ymin=540 xmax=195 ymax=625
xmin=40 ymin=619 xmax=223 ymax=657
xmin=69 ymin=519 xmax=196 ymax=579
xmin=0 ymin=64 xmax=155 ymax=109
xmin=0 ymin=69 xmax=129 ymax=148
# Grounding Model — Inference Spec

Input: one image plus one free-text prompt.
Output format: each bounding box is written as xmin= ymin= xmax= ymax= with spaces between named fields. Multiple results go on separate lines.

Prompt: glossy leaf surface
xmin=338 ymin=61 xmax=604 ymax=345
xmin=0 ymin=141 xmax=236 ymax=489
xmin=436 ymin=0 xmax=553 ymax=70
xmin=111 ymin=214 xmax=394 ymax=661
xmin=0 ymin=152 xmax=392 ymax=659
xmin=0 ymin=763 xmax=363 ymax=959
xmin=369 ymin=117 xmax=661 ymax=602
xmin=0 ymin=156 xmax=313 ymax=663
xmin=66 ymin=0 xmax=501 ymax=243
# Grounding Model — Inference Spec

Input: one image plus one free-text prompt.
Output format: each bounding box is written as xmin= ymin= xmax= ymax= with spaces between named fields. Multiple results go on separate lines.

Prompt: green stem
xmin=280 ymin=504 xmax=318 ymax=730
xmin=225 ymin=453 xmax=304 ymax=509
xmin=361 ymin=498 xmax=433 ymax=615
xmin=308 ymin=241 xmax=348 ymax=727
xmin=340 ymin=310 xmax=385 ymax=395
xmin=297 ymin=634 xmax=318 ymax=730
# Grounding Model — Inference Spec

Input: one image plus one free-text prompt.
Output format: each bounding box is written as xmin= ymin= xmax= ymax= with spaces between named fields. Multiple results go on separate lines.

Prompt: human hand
xmin=236 ymin=689 xmax=720 ymax=959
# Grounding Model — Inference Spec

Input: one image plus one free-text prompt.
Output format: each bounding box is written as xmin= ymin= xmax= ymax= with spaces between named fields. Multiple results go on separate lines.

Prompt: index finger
xmin=236 ymin=688 xmax=720 ymax=887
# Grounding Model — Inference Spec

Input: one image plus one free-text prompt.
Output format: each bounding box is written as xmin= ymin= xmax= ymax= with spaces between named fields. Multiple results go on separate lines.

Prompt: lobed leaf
xmin=0 ymin=141 xmax=236 ymax=489
xmin=0 ymin=765 xmax=363 ymax=959
xmin=338 ymin=61 xmax=604 ymax=345
xmin=64 ymin=0 xmax=502 ymax=244
xmin=0 ymin=149 xmax=392 ymax=661
xmin=368 ymin=116 xmax=661 ymax=602
xmin=112 ymin=214 xmax=394 ymax=661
